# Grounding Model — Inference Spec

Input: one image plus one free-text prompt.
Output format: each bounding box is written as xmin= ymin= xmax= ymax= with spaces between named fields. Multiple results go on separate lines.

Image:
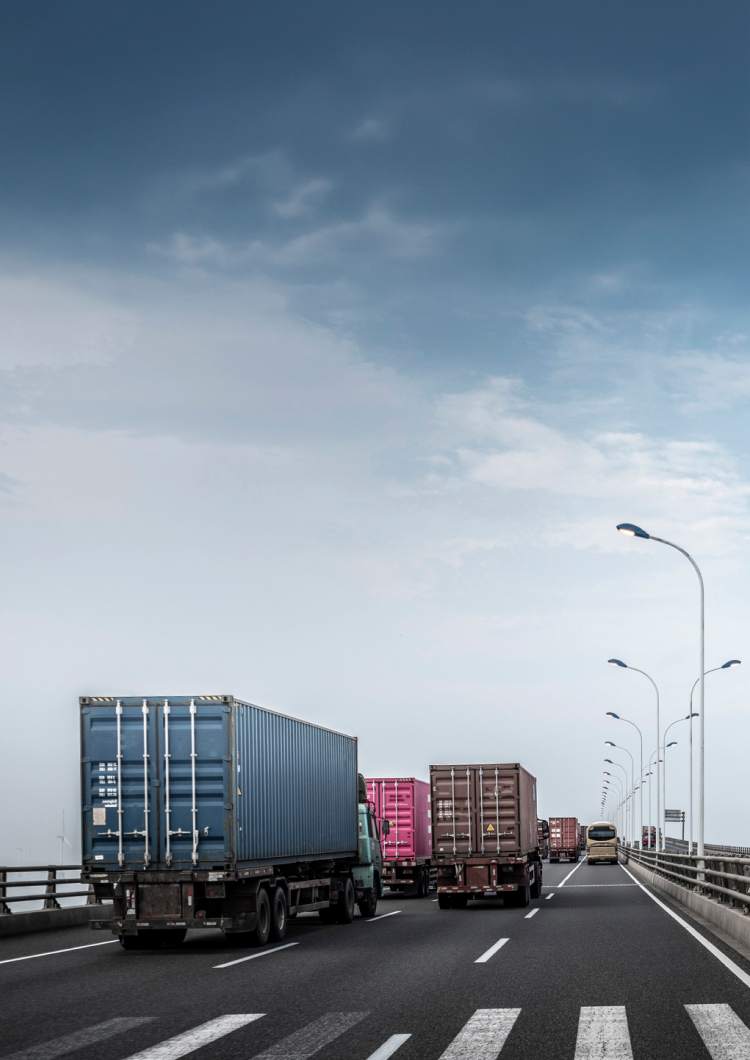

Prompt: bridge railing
xmin=0 ymin=866 xmax=94 ymax=914
xmin=625 ymin=846 xmax=750 ymax=913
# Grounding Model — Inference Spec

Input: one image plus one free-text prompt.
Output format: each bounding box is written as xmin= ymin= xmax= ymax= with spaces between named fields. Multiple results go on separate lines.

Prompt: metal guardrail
xmin=663 ymin=837 xmax=750 ymax=858
xmin=626 ymin=846 xmax=750 ymax=913
xmin=0 ymin=866 xmax=95 ymax=914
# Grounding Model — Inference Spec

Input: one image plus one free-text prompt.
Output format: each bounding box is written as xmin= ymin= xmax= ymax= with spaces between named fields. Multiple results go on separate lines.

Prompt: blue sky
xmin=2 ymin=3 xmax=750 ymax=857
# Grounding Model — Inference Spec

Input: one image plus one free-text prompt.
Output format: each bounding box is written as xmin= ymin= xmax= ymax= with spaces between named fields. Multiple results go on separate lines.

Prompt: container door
xmin=431 ymin=767 xmax=477 ymax=856
xmin=157 ymin=698 xmax=232 ymax=868
xmin=81 ymin=699 xmax=160 ymax=869
xmin=383 ymin=780 xmax=416 ymax=861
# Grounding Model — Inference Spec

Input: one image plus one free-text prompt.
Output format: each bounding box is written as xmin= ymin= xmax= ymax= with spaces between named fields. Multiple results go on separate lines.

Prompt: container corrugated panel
xmin=365 ymin=778 xmax=431 ymax=860
xmin=549 ymin=816 xmax=579 ymax=850
xmin=429 ymin=763 xmax=538 ymax=858
xmin=80 ymin=695 xmax=358 ymax=870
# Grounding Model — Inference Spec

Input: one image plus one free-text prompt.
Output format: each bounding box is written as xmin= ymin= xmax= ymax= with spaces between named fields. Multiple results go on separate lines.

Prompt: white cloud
xmin=272 ymin=177 xmax=333 ymax=219
xmin=667 ymin=352 xmax=750 ymax=412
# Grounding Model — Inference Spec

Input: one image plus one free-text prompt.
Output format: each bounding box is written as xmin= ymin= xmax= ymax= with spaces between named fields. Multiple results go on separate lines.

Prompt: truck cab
xmin=353 ymin=800 xmax=384 ymax=917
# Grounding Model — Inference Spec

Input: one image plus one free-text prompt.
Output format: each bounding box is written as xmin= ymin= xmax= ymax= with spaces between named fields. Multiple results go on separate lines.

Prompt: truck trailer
xmin=548 ymin=816 xmax=579 ymax=863
xmin=81 ymin=695 xmax=383 ymax=949
xmin=430 ymin=763 xmax=542 ymax=909
xmin=366 ymin=777 xmax=433 ymax=896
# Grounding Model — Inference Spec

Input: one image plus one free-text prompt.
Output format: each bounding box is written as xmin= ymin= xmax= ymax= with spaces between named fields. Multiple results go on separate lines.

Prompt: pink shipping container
xmin=548 ymin=816 xmax=579 ymax=862
xmin=366 ymin=777 xmax=431 ymax=860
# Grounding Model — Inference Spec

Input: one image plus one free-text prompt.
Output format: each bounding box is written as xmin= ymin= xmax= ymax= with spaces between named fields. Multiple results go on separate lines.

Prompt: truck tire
xmin=337 ymin=877 xmax=356 ymax=923
xmin=254 ymin=887 xmax=271 ymax=946
xmin=516 ymin=885 xmax=531 ymax=908
xmin=119 ymin=935 xmax=146 ymax=951
xmin=270 ymin=886 xmax=287 ymax=941
xmin=358 ymin=889 xmax=378 ymax=918
xmin=452 ymin=894 xmax=469 ymax=909
xmin=437 ymin=893 xmax=453 ymax=909
xmin=530 ymin=870 xmax=542 ymax=899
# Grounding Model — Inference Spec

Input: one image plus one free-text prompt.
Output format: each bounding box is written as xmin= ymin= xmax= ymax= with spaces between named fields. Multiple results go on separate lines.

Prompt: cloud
xmin=667 ymin=351 xmax=750 ymax=412
xmin=272 ymin=178 xmax=333 ymax=219
xmin=352 ymin=117 xmax=390 ymax=142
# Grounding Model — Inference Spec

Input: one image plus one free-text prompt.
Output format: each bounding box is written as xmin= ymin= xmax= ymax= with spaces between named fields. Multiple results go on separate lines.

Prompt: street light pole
xmin=606 ymin=712 xmax=643 ymax=847
xmin=661 ymin=739 xmax=678 ymax=844
xmin=608 ymin=658 xmax=660 ymax=848
xmin=605 ymin=742 xmax=635 ymax=846
xmin=687 ymin=660 xmax=740 ymax=853
xmin=616 ymin=523 xmax=705 ymax=858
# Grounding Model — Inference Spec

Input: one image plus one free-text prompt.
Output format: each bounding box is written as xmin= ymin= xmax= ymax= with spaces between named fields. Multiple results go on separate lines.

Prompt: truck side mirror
xmin=381 ymin=819 xmax=390 ymax=835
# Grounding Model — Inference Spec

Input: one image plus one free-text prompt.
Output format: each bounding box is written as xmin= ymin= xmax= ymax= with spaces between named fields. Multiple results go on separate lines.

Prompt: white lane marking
xmin=432 ymin=898 xmax=439 ymax=902
xmin=122 ymin=1015 xmax=264 ymax=1060
xmin=686 ymin=1003 xmax=750 ymax=1057
xmin=558 ymin=860 xmax=585 ymax=887
xmin=524 ymin=908 xmax=539 ymax=919
xmin=367 ymin=911 xmax=402 ymax=922
xmin=365 ymin=1034 xmax=412 ymax=1059
xmin=0 ymin=939 xmax=118 ymax=967
xmin=251 ymin=1011 xmax=367 ymax=1058
xmin=438 ymin=1009 xmax=521 ymax=1059
xmin=2 ymin=1018 xmax=155 ymax=1060
xmin=620 ymin=864 xmax=750 ymax=990
xmin=474 ymin=937 xmax=509 ymax=964
xmin=574 ymin=1006 xmax=633 ymax=1059
xmin=560 ymin=884 xmax=637 ymax=888
xmin=545 ymin=893 xmax=555 ymax=900
xmin=214 ymin=942 xmax=298 ymax=969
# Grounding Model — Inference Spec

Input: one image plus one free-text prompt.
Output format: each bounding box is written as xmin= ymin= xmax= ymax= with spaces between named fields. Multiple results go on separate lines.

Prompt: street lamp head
xmin=606 ymin=711 xmax=620 ymax=719
xmin=616 ymin=522 xmax=651 ymax=539
xmin=604 ymin=758 xmax=614 ymax=764
xmin=686 ymin=712 xmax=699 ymax=719
xmin=608 ymin=658 xmax=627 ymax=668
xmin=605 ymin=740 xmax=616 ymax=747
xmin=721 ymin=659 xmax=742 ymax=669
xmin=666 ymin=740 xmax=677 ymax=749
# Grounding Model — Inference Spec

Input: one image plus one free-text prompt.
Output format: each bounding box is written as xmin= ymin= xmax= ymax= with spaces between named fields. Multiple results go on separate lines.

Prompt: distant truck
xmin=537 ymin=818 xmax=550 ymax=860
xmin=549 ymin=817 xmax=579 ymax=863
xmin=642 ymin=825 xmax=658 ymax=850
xmin=431 ymin=763 xmax=542 ymax=908
xmin=80 ymin=695 xmax=383 ymax=949
xmin=366 ymin=777 xmax=433 ymax=896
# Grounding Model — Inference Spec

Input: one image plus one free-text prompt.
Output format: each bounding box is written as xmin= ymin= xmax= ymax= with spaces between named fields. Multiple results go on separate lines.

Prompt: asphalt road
xmin=3 ymin=859 xmax=750 ymax=1058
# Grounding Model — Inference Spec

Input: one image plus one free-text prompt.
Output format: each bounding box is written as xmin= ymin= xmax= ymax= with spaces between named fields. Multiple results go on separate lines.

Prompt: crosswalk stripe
xmin=364 ymin=1034 xmax=412 ymax=1059
xmin=250 ymin=1011 xmax=367 ymax=1058
xmin=686 ymin=1004 xmax=750 ymax=1058
xmin=438 ymin=1008 xmax=521 ymax=1059
xmin=574 ymin=1006 xmax=633 ymax=1059
xmin=121 ymin=1015 xmax=264 ymax=1060
xmin=1 ymin=1018 xmax=155 ymax=1060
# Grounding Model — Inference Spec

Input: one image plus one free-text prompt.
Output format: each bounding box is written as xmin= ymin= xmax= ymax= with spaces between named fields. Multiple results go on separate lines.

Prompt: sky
xmin=2 ymin=2 xmax=750 ymax=862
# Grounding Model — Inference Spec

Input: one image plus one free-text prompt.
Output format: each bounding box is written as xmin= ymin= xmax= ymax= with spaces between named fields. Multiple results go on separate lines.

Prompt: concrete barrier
xmin=0 ymin=905 xmax=110 ymax=938
xmin=627 ymin=857 xmax=750 ymax=954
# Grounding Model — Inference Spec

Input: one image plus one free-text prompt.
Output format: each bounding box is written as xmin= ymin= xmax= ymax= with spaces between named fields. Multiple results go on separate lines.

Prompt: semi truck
xmin=430 ymin=763 xmax=542 ymax=909
xmin=549 ymin=817 xmax=579 ymax=863
xmin=80 ymin=695 xmax=383 ymax=949
xmin=366 ymin=777 xmax=433 ymax=896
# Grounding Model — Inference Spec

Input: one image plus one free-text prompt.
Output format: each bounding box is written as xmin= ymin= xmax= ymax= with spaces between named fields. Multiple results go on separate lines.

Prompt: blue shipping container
xmin=80 ymin=695 xmax=358 ymax=870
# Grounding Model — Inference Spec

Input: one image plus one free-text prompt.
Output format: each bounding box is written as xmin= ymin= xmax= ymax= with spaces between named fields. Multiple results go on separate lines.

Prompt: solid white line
xmin=524 ymin=908 xmax=539 ymax=919
xmin=214 ymin=942 xmax=298 ymax=969
xmin=561 ymin=884 xmax=637 ymax=888
xmin=367 ymin=910 xmax=402 ymax=922
xmin=122 ymin=1015 xmax=264 ymax=1060
xmin=251 ymin=1012 xmax=367 ymax=1058
xmin=0 ymin=939 xmax=118 ymax=966
xmin=620 ymin=864 xmax=750 ymax=989
xmin=474 ymin=937 xmax=509 ymax=964
xmin=545 ymin=893 xmax=555 ymax=900
xmin=558 ymin=860 xmax=585 ymax=887
xmin=365 ymin=1034 xmax=412 ymax=1059
xmin=2 ymin=1018 xmax=155 ymax=1060
xmin=438 ymin=1008 xmax=521 ymax=1058
xmin=574 ymin=1006 xmax=633 ymax=1059
xmin=686 ymin=1003 xmax=750 ymax=1057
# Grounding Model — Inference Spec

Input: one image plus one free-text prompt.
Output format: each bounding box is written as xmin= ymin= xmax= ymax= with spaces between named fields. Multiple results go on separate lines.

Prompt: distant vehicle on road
xmin=578 ymin=823 xmax=587 ymax=851
xmin=430 ymin=763 xmax=542 ymax=908
xmin=366 ymin=777 xmax=434 ymax=896
xmin=642 ymin=825 xmax=658 ymax=849
xmin=586 ymin=821 xmax=619 ymax=864
xmin=548 ymin=816 xmax=579 ymax=863
xmin=80 ymin=695 xmax=383 ymax=949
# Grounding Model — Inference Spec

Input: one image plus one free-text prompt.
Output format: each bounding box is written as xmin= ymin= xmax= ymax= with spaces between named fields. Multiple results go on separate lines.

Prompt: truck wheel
xmin=516 ymin=885 xmax=531 ymax=908
xmin=437 ymin=893 xmax=453 ymax=909
xmin=118 ymin=935 xmax=145 ymax=951
xmin=530 ymin=871 xmax=542 ymax=899
xmin=452 ymin=894 xmax=468 ymax=909
xmin=357 ymin=890 xmax=378 ymax=918
xmin=254 ymin=887 xmax=271 ymax=946
xmin=337 ymin=878 xmax=355 ymax=923
xmin=270 ymin=886 xmax=287 ymax=941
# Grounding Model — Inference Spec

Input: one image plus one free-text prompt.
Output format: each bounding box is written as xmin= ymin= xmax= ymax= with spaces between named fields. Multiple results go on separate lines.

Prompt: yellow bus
xmin=586 ymin=821 xmax=618 ymax=864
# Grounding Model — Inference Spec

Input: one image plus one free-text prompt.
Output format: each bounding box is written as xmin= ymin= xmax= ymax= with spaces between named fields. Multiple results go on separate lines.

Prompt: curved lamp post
xmin=616 ymin=522 xmax=705 ymax=858
xmin=605 ymin=758 xmax=631 ymax=843
xmin=605 ymin=741 xmax=635 ymax=845
xmin=607 ymin=712 xmax=643 ymax=847
xmin=661 ymin=714 xmax=697 ymax=846
xmin=608 ymin=657 xmax=661 ymax=848
xmin=687 ymin=660 xmax=740 ymax=853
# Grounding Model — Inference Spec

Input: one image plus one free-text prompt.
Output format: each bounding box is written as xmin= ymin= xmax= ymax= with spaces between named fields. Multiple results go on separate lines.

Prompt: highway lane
xmin=3 ymin=860 xmax=750 ymax=1058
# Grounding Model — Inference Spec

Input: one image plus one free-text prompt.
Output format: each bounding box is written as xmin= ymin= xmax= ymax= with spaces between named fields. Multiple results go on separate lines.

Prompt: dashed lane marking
xmin=364 ymin=1034 xmax=412 ymax=1059
xmin=214 ymin=942 xmax=299 ymax=969
xmin=558 ymin=860 xmax=585 ymax=888
xmin=524 ymin=908 xmax=539 ymax=919
xmin=122 ymin=1015 xmax=264 ymax=1060
xmin=0 ymin=940 xmax=118 ymax=967
xmin=574 ymin=1006 xmax=633 ymax=1059
xmin=687 ymin=1003 xmax=750 ymax=1058
xmin=545 ymin=893 xmax=555 ymax=900
xmin=474 ymin=937 xmax=509 ymax=964
xmin=438 ymin=1008 xmax=521 ymax=1059
xmin=367 ymin=911 xmax=402 ymax=922
xmin=1 ymin=1018 xmax=155 ymax=1060
xmin=250 ymin=1011 xmax=367 ymax=1058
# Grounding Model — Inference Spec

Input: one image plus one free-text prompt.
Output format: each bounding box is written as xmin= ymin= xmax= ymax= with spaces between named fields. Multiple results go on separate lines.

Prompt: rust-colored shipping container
xmin=430 ymin=763 xmax=541 ymax=908
xmin=548 ymin=816 xmax=579 ymax=862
